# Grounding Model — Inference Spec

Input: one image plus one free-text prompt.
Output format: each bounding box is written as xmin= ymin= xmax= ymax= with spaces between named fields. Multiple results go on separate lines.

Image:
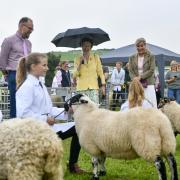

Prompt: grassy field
xmin=62 ymin=136 xmax=180 ymax=180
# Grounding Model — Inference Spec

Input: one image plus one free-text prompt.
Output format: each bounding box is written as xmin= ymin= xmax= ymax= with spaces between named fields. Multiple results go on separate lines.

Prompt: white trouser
xmin=144 ymin=85 xmax=157 ymax=108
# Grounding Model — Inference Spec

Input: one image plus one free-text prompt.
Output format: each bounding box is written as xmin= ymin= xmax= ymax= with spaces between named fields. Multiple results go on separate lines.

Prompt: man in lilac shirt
xmin=0 ymin=17 xmax=33 ymax=118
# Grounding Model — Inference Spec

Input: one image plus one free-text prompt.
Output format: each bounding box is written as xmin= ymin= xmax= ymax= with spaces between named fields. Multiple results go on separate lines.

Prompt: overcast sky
xmin=0 ymin=0 xmax=180 ymax=54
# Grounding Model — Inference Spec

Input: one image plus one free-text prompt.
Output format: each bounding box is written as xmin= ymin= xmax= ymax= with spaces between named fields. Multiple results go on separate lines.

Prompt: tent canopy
xmin=101 ymin=43 xmax=180 ymax=96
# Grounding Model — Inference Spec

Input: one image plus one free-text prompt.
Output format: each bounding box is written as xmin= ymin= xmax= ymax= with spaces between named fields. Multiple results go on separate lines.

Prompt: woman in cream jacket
xmin=128 ymin=38 xmax=157 ymax=108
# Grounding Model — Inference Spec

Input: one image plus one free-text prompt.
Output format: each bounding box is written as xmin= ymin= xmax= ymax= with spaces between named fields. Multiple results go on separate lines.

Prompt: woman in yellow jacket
xmin=73 ymin=38 xmax=105 ymax=103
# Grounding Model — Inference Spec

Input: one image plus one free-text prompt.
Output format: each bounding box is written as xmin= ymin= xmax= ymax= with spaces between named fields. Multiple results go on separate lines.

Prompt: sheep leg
xmin=174 ymin=131 xmax=180 ymax=137
xmin=98 ymin=156 xmax=106 ymax=176
xmin=154 ymin=156 xmax=167 ymax=180
xmin=91 ymin=157 xmax=99 ymax=180
xmin=167 ymin=153 xmax=178 ymax=180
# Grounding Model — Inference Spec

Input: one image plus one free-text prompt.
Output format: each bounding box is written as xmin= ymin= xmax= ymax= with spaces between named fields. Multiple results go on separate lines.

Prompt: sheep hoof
xmin=99 ymin=170 xmax=106 ymax=176
xmin=91 ymin=175 xmax=99 ymax=180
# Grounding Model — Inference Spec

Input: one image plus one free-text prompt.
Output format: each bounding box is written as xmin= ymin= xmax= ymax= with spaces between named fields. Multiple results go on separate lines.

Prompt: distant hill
xmin=49 ymin=49 xmax=114 ymax=62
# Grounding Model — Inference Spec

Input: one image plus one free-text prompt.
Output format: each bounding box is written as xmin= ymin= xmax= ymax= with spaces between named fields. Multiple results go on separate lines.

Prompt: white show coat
xmin=16 ymin=74 xmax=74 ymax=132
xmin=111 ymin=68 xmax=125 ymax=91
xmin=121 ymin=99 xmax=153 ymax=112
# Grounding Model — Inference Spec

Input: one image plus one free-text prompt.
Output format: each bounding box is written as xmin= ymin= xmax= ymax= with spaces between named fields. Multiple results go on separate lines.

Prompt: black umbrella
xmin=51 ymin=27 xmax=110 ymax=48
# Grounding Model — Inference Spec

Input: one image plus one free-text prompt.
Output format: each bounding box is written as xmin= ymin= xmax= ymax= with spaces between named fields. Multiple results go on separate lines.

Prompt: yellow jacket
xmin=73 ymin=53 xmax=105 ymax=90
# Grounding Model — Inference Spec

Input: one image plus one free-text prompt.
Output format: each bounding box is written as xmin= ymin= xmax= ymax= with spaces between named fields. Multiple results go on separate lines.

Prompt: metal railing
xmin=0 ymin=86 xmax=128 ymax=120
xmin=0 ymin=87 xmax=10 ymax=119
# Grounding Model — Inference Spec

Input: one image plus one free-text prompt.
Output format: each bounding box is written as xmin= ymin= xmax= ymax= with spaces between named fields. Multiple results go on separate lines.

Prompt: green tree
xmin=45 ymin=52 xmax=61 ymax=87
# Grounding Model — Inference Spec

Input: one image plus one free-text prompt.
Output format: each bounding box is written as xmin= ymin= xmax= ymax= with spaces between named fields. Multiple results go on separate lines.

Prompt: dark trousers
xmin=112 ymin=90 xmax=125 ymax=110
xmin=57 ymin=126 xmax=81 ymax=165
xmin=168 ymin=88 xmax=180 ymax=104
xmin=156 ymin=90 xmax=161 ymax=106
xmin=7 ymin=71 xmax=16 ymax=118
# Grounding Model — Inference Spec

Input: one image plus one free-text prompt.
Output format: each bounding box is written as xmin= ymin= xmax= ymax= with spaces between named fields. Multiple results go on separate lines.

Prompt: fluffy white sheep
xmin=65 ymin=94 xmax=178 ymax=180
xmin=158 ymin=97 xmax=180 ymax=136
xmin=0 ymin=118 xmax=63 ymax=180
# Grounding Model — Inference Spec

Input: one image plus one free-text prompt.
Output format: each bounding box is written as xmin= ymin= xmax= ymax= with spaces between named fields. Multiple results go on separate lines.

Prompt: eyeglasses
xmin=23 ymin=24 xmax=34 ymax=31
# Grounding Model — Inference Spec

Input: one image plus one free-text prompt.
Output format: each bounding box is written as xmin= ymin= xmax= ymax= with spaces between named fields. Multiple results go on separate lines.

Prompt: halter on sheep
xmin=65 ymin=94 xmax=178 ymax=180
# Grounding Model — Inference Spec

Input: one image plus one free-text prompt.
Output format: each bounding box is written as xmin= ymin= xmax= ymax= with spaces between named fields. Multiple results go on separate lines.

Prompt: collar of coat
xmin=133 ymin=50 xmax=152 ymax=66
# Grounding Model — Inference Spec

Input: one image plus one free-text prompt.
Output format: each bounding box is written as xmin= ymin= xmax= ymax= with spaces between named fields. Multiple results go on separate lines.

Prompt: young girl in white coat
xmin=16 ymin=52 xmax=85 ymax=174
xmin=121 ymin=79 xmax=153 ymax=111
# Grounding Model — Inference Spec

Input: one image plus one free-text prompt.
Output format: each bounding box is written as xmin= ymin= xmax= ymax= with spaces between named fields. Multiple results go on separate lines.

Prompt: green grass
xmin=62 ymin=136 xmax=180 ymax=179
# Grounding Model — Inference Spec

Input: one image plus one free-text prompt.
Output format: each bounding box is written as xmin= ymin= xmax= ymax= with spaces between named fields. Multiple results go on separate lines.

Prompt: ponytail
xmin=16 ymin=52 xmax=47 ymax=89
xmin=16 ymin=57 xmax=27 ymax=89
xmin=128 ymin=79 xmax=145 ymax=108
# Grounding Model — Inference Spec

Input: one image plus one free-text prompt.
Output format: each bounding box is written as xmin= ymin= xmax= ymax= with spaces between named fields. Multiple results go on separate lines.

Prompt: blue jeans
xmin=7 ymin=71 xmax=16 ymax=118
xmin=167 ymin=88 xmax=180 ymax=104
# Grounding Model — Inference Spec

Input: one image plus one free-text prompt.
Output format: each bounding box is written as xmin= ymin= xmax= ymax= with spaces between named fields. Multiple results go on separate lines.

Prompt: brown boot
xmin=68 ymin=163 xmax=86 ymax=174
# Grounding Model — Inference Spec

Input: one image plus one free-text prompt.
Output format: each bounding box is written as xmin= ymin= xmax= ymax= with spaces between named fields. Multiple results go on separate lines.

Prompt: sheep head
xmin=64 ymin=94 xmax=86 ymax=112
xmin=64 ymin=94 xmax=98 ymax=112
xmin=158 ymin=97 xmax=175 ymax=109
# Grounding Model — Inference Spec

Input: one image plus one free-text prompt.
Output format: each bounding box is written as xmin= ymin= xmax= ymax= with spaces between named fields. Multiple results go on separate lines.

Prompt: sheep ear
xmin=80 ymin=99 xmax=88 ymax=104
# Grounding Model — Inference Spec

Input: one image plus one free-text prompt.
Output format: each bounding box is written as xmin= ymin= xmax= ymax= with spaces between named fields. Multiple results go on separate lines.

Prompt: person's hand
xmin=170 ymin=76 xmax=176 ymax=82
xmin=1 ymin=70 xmax=8 ymax=76
xmin=166 ymin=76 xmax=176 ymax=84
xmin=171 ymin=76 xmax=177 ymax=82
xmin=68 ymin=107 xmax=74 ymax=113
xmin=80 ymin=56 xmax=85 ymax=64
xmin=47 ymin=117 xmax=55 ymax=126
xmin=101 ymin=85 xmax=106 ymax=96
xmin=1 ymin=70 xmax=8 ymax=81
xmin=77 ymin=56 xmax=85 ymax=71
xmin=133 ymin=76 xmax=140 ymax=81
xmin=72 ymin=78 xmax=77 ymax=87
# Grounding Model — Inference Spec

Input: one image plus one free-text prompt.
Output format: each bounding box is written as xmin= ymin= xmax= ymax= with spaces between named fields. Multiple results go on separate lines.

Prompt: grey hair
xmin=170 ymin=60 xmax=178 ymax=66
xmin=135 ymin=38 xmax=146 ymax=46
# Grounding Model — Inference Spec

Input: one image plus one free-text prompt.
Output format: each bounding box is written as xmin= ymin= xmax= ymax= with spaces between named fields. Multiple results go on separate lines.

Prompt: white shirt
xmin=121 ymin=99 xmax=153 ymax=112
xmin=16 ymin=74 xmax=66 ymax=122
xmin=138 ymin=56 xmax=144 ymax=76
xmin=52 ymin=70 xmax=62 ymax=88
xmin=111 ymin=68 xmax=125 ymax=91
xmin=16 ymin=74 xmax=74 ymax=132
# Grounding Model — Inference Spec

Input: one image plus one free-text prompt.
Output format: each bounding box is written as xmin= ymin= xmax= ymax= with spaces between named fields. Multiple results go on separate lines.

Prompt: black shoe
xmin=68 ymin=163 xmax=87 ymax=174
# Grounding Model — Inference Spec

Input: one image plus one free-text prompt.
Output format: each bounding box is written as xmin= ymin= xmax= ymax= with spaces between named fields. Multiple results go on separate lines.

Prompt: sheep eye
xmin=80 ymin=100 xmax=88 ymax=104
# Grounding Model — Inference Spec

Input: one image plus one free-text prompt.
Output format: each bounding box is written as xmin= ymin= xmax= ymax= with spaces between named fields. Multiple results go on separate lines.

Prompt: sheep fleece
xmin=161 ymin=101 xmax=180 ymax=132
xmin=0 ymin=118 xmax=63 ymax=180
xmin=74 ymin=106 xmax=176 ymax=161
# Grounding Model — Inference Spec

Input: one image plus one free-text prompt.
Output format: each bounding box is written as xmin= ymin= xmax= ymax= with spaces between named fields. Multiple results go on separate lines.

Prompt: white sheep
xmin=65 ymin=94 xmax=178 ymax=180
xmin=0 ymin=118 xmax=63 ymax=180
xmin=158 ymin=97 xmax=180 ymax=136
